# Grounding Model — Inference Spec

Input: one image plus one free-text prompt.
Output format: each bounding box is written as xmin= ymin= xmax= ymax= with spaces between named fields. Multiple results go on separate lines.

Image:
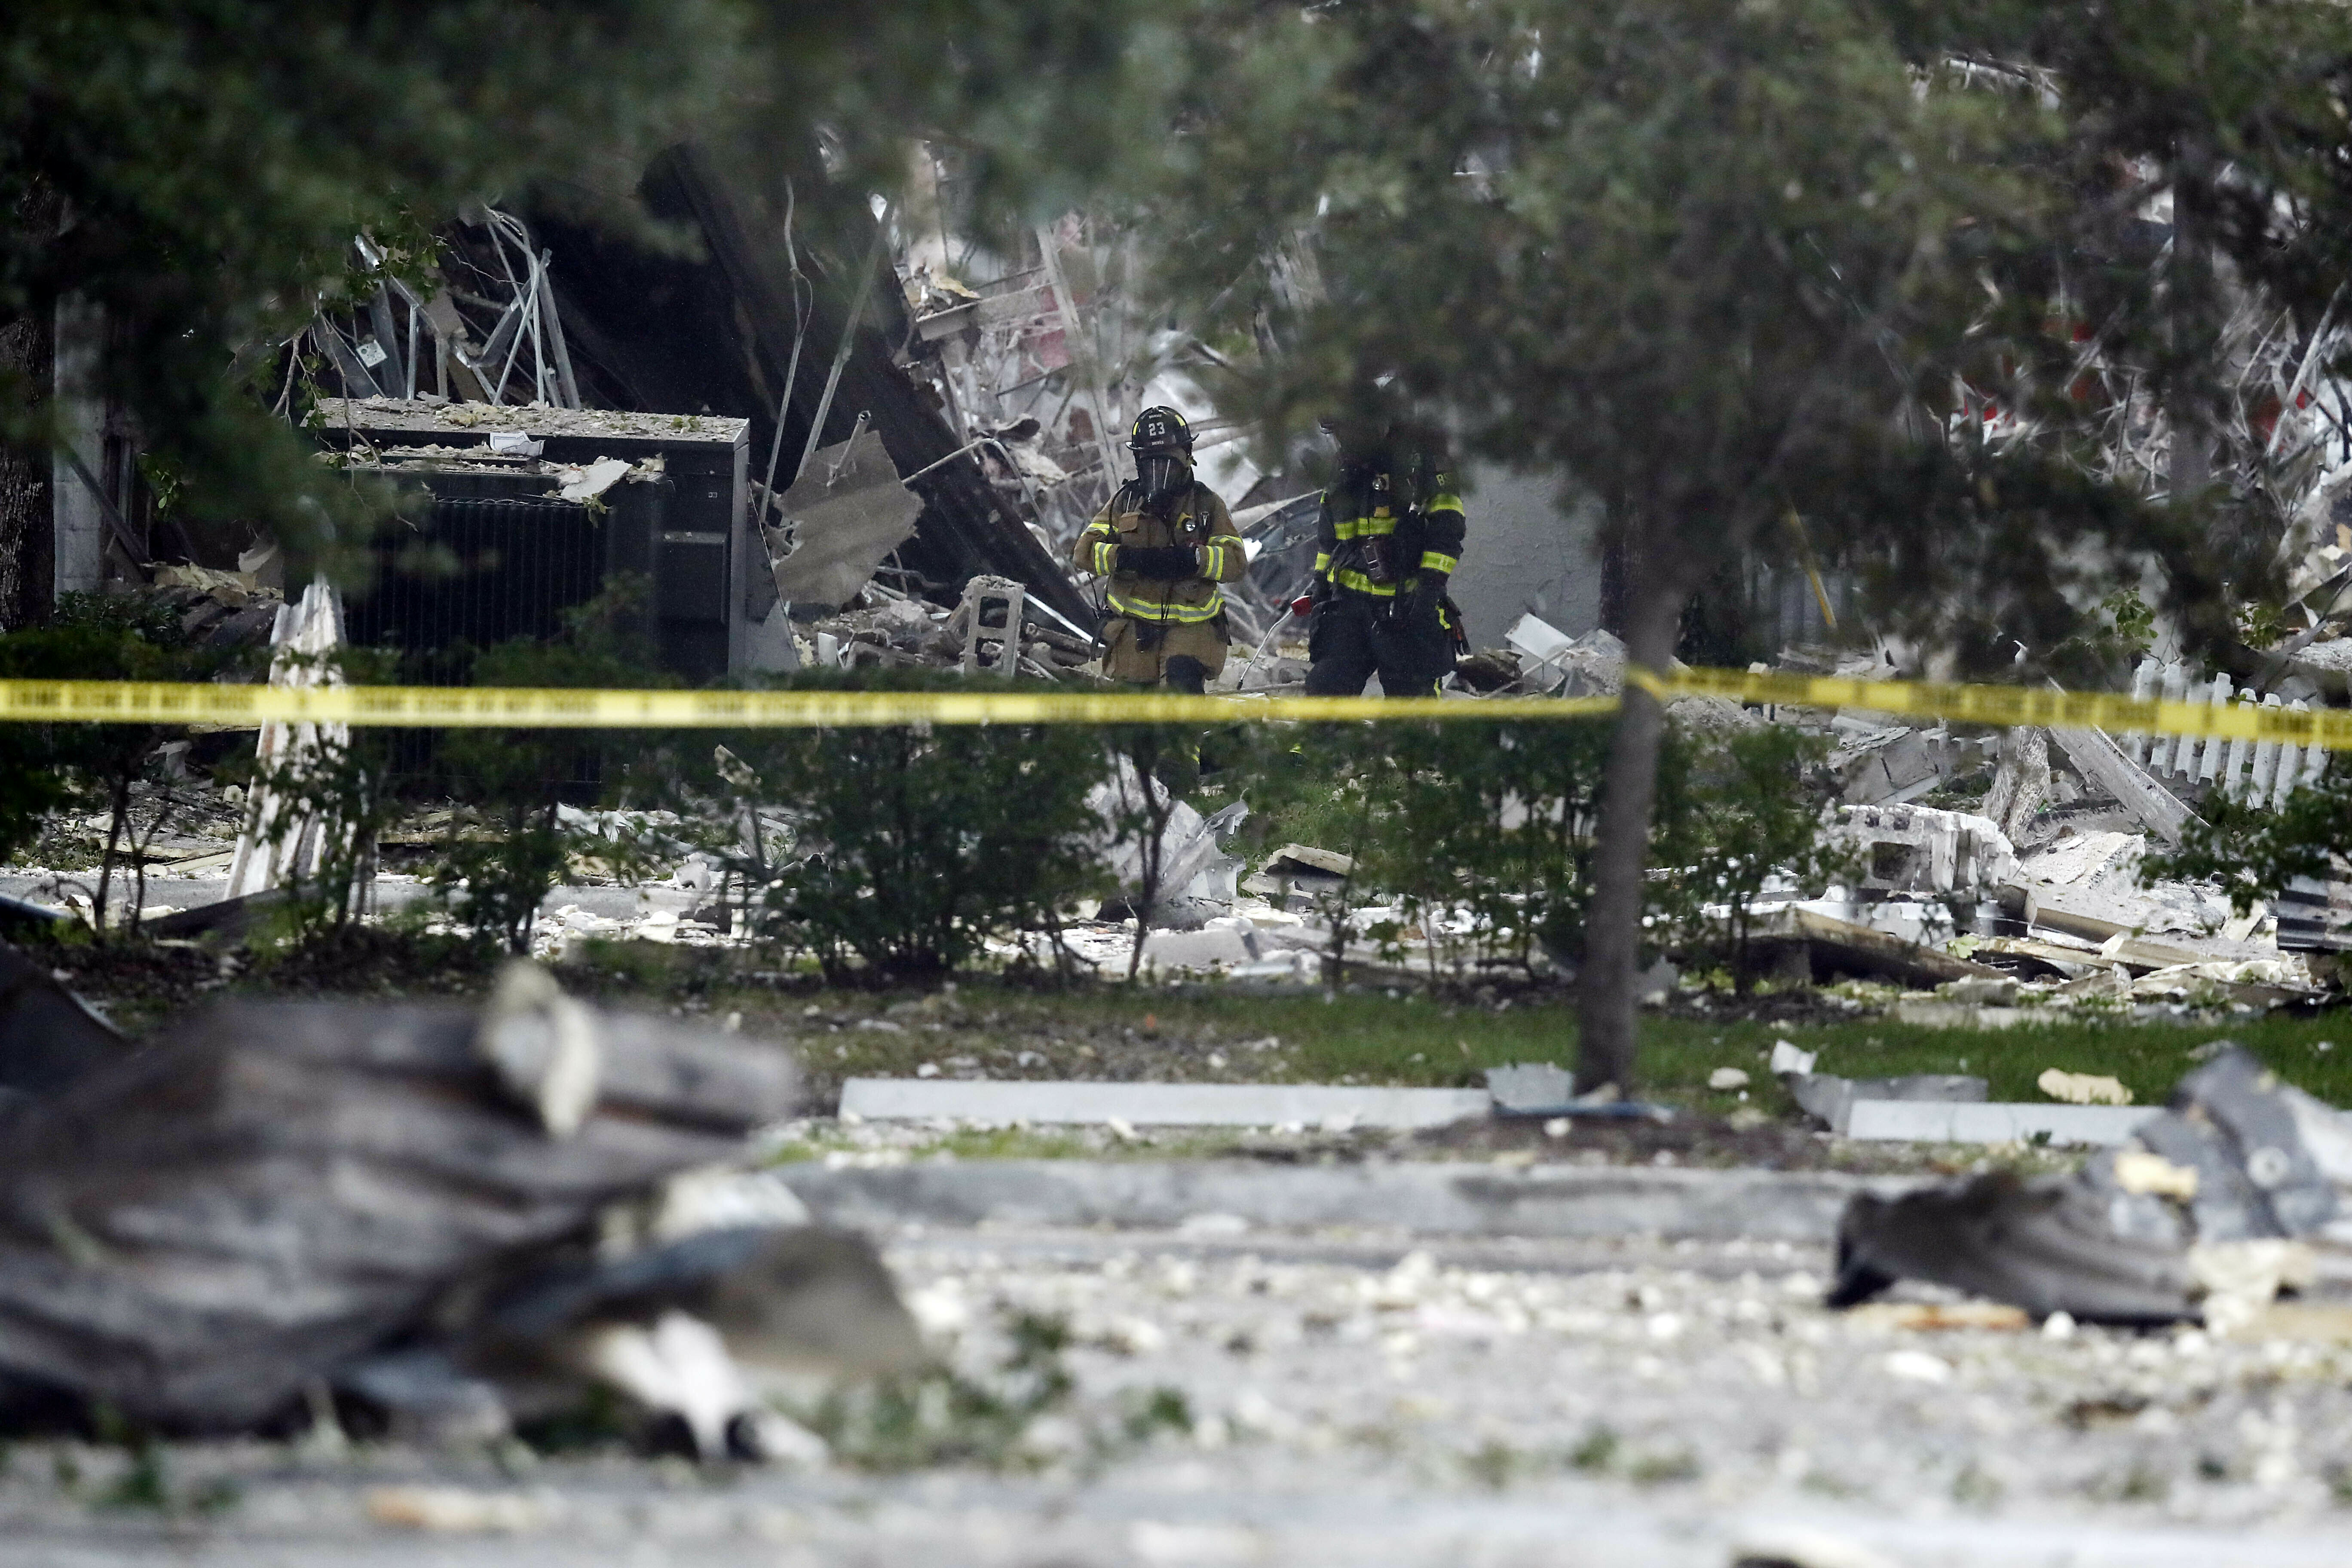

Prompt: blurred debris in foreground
xmin=0 ymin=959 xmax=916 ymax=1457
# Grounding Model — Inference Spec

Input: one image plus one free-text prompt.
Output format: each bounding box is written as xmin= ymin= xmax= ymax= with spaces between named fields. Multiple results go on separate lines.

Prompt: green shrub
xmin=2144 ymin=760 xmax=2343 ymax=913
xmin=699 ymin=671 xmax=1110 ymax=984
xmin=0 ymin=594 xmax=232 ymax=937
xmin=1276 ymin=717 xmax=1694 ymax=984
xmin=1664 ymin=725 xmax=1853 ymax=991
xmin=430 ymin=582 xmax=675 ymax=953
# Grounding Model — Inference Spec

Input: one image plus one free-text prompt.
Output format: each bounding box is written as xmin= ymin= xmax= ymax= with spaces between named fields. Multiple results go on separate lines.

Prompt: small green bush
xmin=0 ymin=594 xmax=232 ymax=937
xmin=2145 ymin=759 xmax=2343 ymax=913
xmin=1664 ymin=725 xmax=1853 ymax=991
xmin=431 ymin=582 xmax=675 ymax=953
xmin=698 ymin=671 xmax=1110 ymax=984
xmin=1265 ymin=716 xmax=1695 ymax=983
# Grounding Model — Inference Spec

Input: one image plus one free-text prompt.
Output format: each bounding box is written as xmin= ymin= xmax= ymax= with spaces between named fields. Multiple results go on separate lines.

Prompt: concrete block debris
xmin=1241 ymin=842 xmax=1354 ymax=910
xmin=838 ymin=1077 xmax=1491 ymax=1130
xmin=1831 ymin=1045 xmax=2352 ymax=1327
xmin=1830 ymin=802 xmax=2017 ymax=896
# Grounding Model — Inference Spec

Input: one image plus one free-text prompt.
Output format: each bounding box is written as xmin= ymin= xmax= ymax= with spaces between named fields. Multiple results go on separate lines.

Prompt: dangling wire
xmin=757 ymin=179 xmax=816 ymax=521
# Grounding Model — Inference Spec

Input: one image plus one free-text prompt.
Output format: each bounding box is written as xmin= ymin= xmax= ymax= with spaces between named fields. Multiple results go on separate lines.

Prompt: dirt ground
xmin=5 ymin=1229 xmax=2352 ymax=1566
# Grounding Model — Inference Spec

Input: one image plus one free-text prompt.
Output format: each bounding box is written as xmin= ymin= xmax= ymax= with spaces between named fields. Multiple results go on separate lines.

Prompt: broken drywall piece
xmin=765 ymin=429 xmax=923 ymax=610
xmin=555 ymin=455 xmax=631 ymax=502
xmin=1505 ymin=618 xmax=1626 ymax=696
xmin=1085 ymin=760 xmax=1246 ymax=928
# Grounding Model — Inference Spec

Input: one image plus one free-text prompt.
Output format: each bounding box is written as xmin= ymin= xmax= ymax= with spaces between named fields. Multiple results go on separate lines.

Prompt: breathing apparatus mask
xmin=1128 ymin=405 xmax=1196 ymax=509
xmin=1136 ymin=450 xmax=1192 ymax=504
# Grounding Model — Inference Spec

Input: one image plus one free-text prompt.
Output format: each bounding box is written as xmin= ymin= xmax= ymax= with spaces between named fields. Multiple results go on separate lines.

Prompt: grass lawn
xmin=652 ymin=959 xmax=2352 ymax=1116
xmin=55 ymin=932 xmax=2341 ymax=1121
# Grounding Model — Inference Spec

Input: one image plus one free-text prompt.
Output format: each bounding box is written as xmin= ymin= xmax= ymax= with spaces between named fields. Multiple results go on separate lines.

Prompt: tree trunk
xmin=1575 ymin=562 xmax=1691 ymax=1093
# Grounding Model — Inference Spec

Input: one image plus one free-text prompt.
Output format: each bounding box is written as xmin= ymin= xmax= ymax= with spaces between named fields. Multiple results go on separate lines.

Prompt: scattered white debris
xmin=2036 ymin=1069 xmax=2134 ymax=1107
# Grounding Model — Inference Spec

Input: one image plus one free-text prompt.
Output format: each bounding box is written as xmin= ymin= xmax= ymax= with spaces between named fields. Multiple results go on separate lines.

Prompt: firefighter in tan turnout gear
xmin=1072 ymin=406 xmax=1247 ymax=695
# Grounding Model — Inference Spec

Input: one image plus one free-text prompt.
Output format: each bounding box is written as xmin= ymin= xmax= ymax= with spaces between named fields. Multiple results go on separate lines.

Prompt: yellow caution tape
xmin=1629 ymin=665 xmax=2352 ymax=749
xmin=0 ymin=667 xmax=2343 ymax=747
xmin=0 ymin=678 xmax=1611 ymax=729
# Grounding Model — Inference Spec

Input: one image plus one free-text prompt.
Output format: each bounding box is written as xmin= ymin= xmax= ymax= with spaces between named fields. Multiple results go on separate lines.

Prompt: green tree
xmin=0 ymin=0 xmax=1153 ymax=586
xmin=1133 ymin=0 xmax=2352 ymax=1088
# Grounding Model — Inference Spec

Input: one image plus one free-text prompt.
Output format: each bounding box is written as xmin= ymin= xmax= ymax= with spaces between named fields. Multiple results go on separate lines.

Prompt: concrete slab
xmin=1844 ymin=1099 xmax=2159 ymax=1146
xmin=778 ymin=1158 xmax=1914 ymax=1243
xmin=838 ymin=1078 xmax=1492 ymax=1129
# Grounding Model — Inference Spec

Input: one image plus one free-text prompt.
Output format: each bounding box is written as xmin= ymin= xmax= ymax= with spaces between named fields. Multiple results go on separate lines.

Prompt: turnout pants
xmin=1303 ymin=595 xmax=1453 ymax=698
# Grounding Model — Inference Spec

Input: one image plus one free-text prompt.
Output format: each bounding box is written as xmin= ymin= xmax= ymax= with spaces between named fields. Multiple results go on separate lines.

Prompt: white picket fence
xmin=2120 ymin=657 xmax=2328 ymax=810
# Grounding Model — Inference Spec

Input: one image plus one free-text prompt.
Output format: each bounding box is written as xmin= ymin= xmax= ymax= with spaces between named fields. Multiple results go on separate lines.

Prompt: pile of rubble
xmin=0 ymin=959 xmax=920 ymax=1458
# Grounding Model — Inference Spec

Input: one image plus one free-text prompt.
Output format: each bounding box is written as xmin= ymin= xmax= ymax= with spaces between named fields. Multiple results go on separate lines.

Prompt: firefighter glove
xmin=1391 ymin=574 xmax=1445 ymax=626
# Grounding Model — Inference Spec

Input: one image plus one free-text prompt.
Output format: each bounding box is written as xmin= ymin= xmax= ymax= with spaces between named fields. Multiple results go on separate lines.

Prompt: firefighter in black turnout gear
xmin=1303 ymin=423 xmax=1467 ymax=698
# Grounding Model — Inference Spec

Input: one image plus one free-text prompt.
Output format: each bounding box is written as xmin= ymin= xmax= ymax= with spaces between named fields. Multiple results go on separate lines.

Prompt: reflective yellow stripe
xmin=1427 ymin=493 xmax=1463 ymax=514
xmin=1331 ymin=569 xmax=1396 ymax=597
xmin=1313 ymin=551 xmax=1332 ymax=576
xmin=1088 ymin=540 xmax=1119 ymax=574
xmin=1331 ymin=514 xmax=1397 ymax=539
xmin=1200 ymin=543 xmax=1224 ymax=579
xmin=1109 ymin=590 xmax=1225 ymax=624
xmin=1331 ymin=518 xmax=1360 ymax=540
xmin=1420 ymin=552 xmax=1458 ymax=574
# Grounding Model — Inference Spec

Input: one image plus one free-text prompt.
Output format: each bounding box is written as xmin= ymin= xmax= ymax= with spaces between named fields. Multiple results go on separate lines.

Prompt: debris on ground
xmin=0 ymin=961 xmax=918 ymax=1456
xmin=2037 ymin=1068 xmax=2135 ymax=1106
xmin=0 ymin=940 xmax=126 ymax=1106
xmin=1828 ymin=1045 xmax=2352 ymax=1328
